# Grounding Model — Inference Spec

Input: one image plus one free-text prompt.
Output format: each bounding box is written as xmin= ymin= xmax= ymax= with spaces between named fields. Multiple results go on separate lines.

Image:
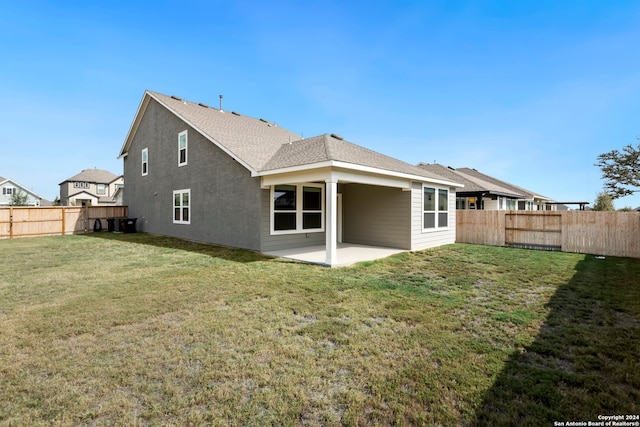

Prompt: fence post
xmin=61 ymin=207 xmax=66 ymax=236
xmin=9 ymin=206 xmax=13 ymax=239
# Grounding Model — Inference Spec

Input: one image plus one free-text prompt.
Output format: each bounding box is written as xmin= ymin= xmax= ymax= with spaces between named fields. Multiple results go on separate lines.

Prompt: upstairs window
xmin=173 ymin=189 xmax=190 ymax=224
xmin=271 ymin=183 xmax=324 ymax=234
xmin=97 ymin=184 xmax=106 ymax=195
xmin=423 ymin=186 xmax=449 ymax=230
xmin=142 ymin=148 xmax=148 ymax=176
xmin=178 ymin=130 xmax=188 ymax=167
xmin=3 ymin=187 xmax=14 ymax=195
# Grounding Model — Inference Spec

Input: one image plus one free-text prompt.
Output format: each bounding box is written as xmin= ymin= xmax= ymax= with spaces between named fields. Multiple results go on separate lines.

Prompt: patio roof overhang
xmin=257 ymin=162 xmax=461 ymax=267
xmin=258 ymin=160 xmax=463 ymax=190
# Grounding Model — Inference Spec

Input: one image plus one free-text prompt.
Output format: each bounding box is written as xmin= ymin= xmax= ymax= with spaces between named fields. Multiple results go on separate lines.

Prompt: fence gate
xmin=505 ymin=211 xmax=562 ymax=251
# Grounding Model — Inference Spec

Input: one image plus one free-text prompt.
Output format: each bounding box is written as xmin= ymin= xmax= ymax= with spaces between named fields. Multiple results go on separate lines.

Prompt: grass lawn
xmin=0 ymin=233 xmax=639 ymax=426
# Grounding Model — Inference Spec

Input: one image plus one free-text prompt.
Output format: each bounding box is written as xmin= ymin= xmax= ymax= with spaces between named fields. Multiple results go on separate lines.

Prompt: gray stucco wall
xmin=123 ymin=99 xmax=262 ymax=250
xmin=259 ymin=187 xmax=326 ymax=252
xmin=342 ymin=183 xmax=411 ymax=249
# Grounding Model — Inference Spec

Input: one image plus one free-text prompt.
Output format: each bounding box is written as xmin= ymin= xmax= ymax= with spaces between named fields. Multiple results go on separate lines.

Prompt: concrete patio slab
xmin=265 ymin=243 xmax=406 ymax=267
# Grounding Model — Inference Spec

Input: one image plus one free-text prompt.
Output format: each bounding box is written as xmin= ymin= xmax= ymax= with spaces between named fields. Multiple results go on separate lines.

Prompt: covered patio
xmin=264 ymin=243 xmax=406 ymax=267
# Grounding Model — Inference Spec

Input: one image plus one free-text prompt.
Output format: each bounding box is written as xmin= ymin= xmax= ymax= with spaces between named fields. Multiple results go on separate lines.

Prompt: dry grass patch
xmin=0 ymin=234 xmax=639 ymax=426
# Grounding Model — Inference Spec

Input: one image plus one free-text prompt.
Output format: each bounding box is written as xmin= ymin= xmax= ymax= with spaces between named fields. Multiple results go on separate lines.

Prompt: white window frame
xmin=142 ymin=148 xmax=148 ymax=176
xmin=178 ymin=130 xmax=188 ymax=167
xmin=96 ymin=184 xmax=106 ymax=195
xmin=270 ymin=183 xmax=325 ymax=235
xmin=173 ymin=189 xmax=191 ymax=224
xmin=423 ymin=185 xmax=450 ymax=231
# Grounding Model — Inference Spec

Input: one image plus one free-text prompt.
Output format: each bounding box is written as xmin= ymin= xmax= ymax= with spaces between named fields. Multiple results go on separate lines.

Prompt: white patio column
xmin=325 ymin=178 xmax=338 ymax=266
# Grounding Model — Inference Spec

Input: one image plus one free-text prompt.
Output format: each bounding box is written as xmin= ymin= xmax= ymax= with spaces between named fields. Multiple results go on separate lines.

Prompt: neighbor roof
xmin=456 ymin=167 xmax=552 ymax=201
xmin=418 ymin=163 xmax=523 ymax=197
xmin=61 ymin=169 xmax=121 ymax=185
xmin=120 ymin=91 xmax=461 ymax=186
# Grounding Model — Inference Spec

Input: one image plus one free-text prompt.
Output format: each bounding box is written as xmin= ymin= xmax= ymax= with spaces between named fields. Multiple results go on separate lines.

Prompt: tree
xmin=10 ymin=190 xmax=30 ymax=206
xmin=595 ymin=140 xmax=640 ymax=199
xmin=592 ymin=191 xmax=615 ymax=211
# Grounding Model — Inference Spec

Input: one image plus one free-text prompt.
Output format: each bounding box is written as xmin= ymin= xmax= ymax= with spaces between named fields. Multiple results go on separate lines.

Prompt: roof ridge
xmin=323 ymin=133 xmax=334 ymax=160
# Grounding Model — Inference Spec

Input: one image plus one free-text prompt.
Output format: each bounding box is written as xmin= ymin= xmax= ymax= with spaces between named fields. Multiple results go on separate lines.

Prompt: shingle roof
xmin=121 ymin=91 xmax=460 ymax=185
xmin=456 ymin=167 xmax=551 ymax=200
xmin=145 ymin=91 xmax=301 ymax=172
xmin=0 ymin=176 xmax=6 ymax=182
xmin=263 ymin=134 xmax=447 ymax=181
xmin=62 ymin=169 xmax=120 ymax=184
xmin=419 ymin=164 xmax=524 ymax=196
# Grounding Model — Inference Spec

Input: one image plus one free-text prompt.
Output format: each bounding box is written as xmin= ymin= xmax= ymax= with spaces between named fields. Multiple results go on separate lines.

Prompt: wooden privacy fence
xmin=0 ymin=206 xmax=128 ymax=239
xmin=457 ymin=210 xmax=640 ymax=259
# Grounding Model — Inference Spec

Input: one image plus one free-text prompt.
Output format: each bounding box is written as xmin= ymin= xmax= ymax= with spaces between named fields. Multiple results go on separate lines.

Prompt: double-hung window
xmin=3 ymin=187 xmax=14 ymax=195
xmin=173 ymin=189 xmax=190 ymax=224
xmin=178 ymin=130 xmax=188 ymax=167
xmin=272 ymin=183 xmax=324 ymax=234
xmin=423 ymin=186 xmax=449 ymax=230
xmin=142 ymin=148 xmax=148 ymax=176
xmin=97 ymin=184 xmax=106 ymax=195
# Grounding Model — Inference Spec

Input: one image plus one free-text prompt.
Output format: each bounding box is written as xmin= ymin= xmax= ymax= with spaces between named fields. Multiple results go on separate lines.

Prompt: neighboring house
xmin=59 ymin=169 xmax=124 ymax=206
xmin=0 ymin=176 xmax=43 ymax=206
xmin=417 ymin=164 xmax=554 ymax=210
xmin=118 ymin=90 xmax=463 ymax=266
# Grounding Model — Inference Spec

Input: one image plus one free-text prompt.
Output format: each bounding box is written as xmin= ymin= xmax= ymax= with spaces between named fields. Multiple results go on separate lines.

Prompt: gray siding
xmin=410 ymin=181 xmax=456 ymax=250
xmin=259 ymin=188 xmax=326 ymax=252
xmin=342 ymin=183 xmax=411 ymax=249
xmin=123 ymin=99 xmax=262 ymax=250
xmin=59 ymin=184 xmax=70 ymax=205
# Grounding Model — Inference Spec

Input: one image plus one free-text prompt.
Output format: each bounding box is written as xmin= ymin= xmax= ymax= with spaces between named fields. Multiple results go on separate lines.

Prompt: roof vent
xmin=259 ymin=118 xmax=268 ymax=123
xmin=330 ymin=133 xmax=344 ymax=140
xmin=198 ymin=102 xmax=209 ymax=108
xmin=231 ymin=111 xmax=240 ymax=116
xmin=170 ymin=95 xmax=182 ymax=101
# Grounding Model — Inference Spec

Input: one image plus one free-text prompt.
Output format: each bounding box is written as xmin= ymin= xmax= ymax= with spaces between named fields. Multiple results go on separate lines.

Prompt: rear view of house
xmin=118 ymin=90 xmax=462 ymax=266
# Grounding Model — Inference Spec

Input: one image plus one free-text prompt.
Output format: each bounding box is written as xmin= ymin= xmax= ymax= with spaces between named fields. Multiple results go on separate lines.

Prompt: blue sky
xmin=1 ymin=1 xmax=639 ymax=208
